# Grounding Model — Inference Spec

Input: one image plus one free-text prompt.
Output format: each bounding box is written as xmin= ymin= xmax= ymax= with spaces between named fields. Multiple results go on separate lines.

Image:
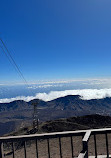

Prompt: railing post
xmin=0 ymin=142 xmax=4 ymax=158
xmin=105 ymin=133 xmax=109 ymax=158
xmin=35 ymin=139 xmax=38 ymax=158
xmin=59 ymin=137 xmax=62 ymax=158
xmin=12 ymin=142 xmax=15 ymax=158
xmin=78 ymin=131 xmax=91 ymax=158
xmin=24 ymin=141 xmax=27 ymax=158
xmin=82 ymin=141 xmax=88 ymax=158
xmin=94 ymin=134 xmax=97 ymax=158
xmin=71 ymin=136 xmax=74 ymax=158
xmin=47 ymin=139 xmax=50 ymax=158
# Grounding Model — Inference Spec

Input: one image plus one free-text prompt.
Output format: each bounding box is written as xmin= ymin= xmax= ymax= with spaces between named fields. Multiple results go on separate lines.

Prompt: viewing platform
xmin=1 ymin=128 xmax=111 ymax=158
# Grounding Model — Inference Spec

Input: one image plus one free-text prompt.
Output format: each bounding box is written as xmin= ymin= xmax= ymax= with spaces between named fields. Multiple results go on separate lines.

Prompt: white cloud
xmin=25 ymin=78 xmax=111 ymax=90
xmin=1 ymin=78 xmax=111 ymax=92
xmin=0 ymin=88 xmax=111 ymax=103
xmin=0 ymin=96 xmax=36 ymax=103
xmin=36 ymin=89 xmax=111 ymax=101
xmin=28 ymin=84 xmax=62 ymax=89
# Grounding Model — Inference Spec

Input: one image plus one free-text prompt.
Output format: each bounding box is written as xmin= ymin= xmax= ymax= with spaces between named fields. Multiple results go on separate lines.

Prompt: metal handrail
xmin=0 ymin=129 xmax=86 ymax=158
xmin=1 ymin=128 xmax=111 ymax=158
xmin=78 ymin=128 xmax=111 ymax=158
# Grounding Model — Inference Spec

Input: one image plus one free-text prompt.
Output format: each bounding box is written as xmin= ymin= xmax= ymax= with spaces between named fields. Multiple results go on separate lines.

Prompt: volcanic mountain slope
xmin=10 ymin=114 xmax=111 ymax=136
xmin=1 ymin=95 xmax=111 ymax=121
xmin=40 ymin=114 xmax=111 ymax=133
xmin=1 ymin=95 xmax=111 ymax=135
xmin=1 ymin=95 xmax=111 ymax=111
xmin=47 ymin=95 xmax=111 ymax=111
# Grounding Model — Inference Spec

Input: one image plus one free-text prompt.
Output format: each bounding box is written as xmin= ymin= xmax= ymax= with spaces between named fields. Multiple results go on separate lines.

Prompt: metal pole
xmin=0 ymin=142 xmax=4 ymax=158
xmin=71 ymin=136 xmax=74 ymax=158
xmin=94 ymin=134 xmax=97 ymax=158
xmin=105 ymin=133 xmax=109 ymax=158
xmin=24 ymin=141 xmax=27 ymax=158
xmin=35 ymin=139 xmax=38 ymax=158
xmin=59 ymin=137 xmax=62 ymax=158
xmin=47 ymin=139 xmax=50 ymax=158
xmin=12 ymin=142 xmax=15 ymax=158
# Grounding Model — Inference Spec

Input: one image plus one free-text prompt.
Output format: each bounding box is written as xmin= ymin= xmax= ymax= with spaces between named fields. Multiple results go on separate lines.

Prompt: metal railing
xmin=78 ymin=128 xmax=111 ymax=158
xmin=0 ymin=128 xmax=111 ymax=158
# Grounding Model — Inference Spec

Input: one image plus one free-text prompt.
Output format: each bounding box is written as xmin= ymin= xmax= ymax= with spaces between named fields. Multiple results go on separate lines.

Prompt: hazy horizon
xmin=0 ymin=78 xmax=111 ymax=103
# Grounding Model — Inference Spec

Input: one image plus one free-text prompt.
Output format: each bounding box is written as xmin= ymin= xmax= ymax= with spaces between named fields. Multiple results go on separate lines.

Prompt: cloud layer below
xmin=0 ymin=88 xmax=111 ymax=103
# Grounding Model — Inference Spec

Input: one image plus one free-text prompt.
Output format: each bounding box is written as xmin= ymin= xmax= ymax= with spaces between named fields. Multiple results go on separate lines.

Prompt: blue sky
xmin=0 ymin=0 xmax=111 ymax=83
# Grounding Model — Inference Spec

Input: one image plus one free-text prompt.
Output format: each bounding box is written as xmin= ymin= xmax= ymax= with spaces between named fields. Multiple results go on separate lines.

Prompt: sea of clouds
xmin=1 ymin=78 xmax=111 ymax=103
xmin=0 ymin=88 xmax=111 ymax=103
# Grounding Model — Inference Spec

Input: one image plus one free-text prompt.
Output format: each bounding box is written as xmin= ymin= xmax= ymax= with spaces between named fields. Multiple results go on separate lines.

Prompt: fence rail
xmin=0 ymin=128 xmax=111 ymax=158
